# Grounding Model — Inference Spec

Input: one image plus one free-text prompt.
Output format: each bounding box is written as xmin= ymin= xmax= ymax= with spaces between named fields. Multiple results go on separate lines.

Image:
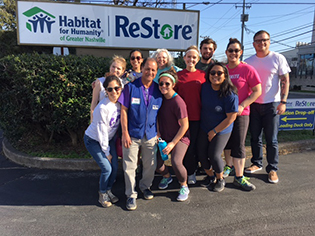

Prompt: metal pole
xmin=240 ymin=0 xmax=245 ymax=61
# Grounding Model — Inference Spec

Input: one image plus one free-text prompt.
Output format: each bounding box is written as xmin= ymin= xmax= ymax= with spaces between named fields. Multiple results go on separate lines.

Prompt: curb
xmin=2 ymin=138 xmax=99 ymax=171
xmin=2 ymin=137 xmax=315 ymax=170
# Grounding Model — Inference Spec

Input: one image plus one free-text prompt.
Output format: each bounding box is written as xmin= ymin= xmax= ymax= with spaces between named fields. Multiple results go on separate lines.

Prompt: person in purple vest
xmin=119 ymin=58 xmax=163 ymax=211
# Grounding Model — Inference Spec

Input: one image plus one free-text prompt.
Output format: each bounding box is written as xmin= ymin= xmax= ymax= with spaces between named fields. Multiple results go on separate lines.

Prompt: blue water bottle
xmin=158 ymin=138 xmax=168 ymax=161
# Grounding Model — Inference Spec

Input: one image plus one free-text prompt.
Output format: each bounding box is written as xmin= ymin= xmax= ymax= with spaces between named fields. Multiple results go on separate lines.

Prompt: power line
xmin=81 ymin=1 xmax=315 ymax=5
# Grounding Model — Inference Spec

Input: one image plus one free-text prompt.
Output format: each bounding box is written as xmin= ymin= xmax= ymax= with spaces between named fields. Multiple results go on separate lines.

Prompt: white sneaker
xmin=177 ymin=186 xmax=190 ymax=202
xmin=187 ymin=173 xmax=196 ymax=185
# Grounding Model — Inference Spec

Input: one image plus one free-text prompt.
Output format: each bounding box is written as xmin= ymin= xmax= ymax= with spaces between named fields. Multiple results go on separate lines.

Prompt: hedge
xmin=0 ymin=53 xmax=111 ymax=146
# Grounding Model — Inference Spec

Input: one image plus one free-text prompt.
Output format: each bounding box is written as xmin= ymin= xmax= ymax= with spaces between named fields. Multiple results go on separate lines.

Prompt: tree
xmin=0 ymin=0 xmax=16 ymax=30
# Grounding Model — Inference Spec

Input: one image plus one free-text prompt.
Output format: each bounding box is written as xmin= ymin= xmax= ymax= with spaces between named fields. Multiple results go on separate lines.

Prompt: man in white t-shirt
xmin=244 ymin=30 xmax=290 ymax=184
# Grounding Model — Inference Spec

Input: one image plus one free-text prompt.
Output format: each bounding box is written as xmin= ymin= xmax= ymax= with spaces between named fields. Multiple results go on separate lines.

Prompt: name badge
xmin=152 ymin=105 xmax=159 ymax=110
xmin=131 ymin=97 xmax=140 ymax=105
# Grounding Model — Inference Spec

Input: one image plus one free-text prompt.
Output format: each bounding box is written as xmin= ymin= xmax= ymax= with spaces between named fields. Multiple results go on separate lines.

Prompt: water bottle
xmin=158 ymin=138 xmax=168 ymax=161
xmin=127 ymin=72 xmax=137 ymax=82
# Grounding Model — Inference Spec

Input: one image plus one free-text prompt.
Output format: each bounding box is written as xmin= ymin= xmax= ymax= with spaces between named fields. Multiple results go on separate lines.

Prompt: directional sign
xmin=279 ymin=98 xmax=315 ymax=131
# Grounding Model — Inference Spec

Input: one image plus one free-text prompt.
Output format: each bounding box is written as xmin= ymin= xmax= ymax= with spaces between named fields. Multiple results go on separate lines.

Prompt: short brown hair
xmin=200 ymin=38 xmax=217 ymax=51
xmin=253 ymin=30 xmax=270 ymax=41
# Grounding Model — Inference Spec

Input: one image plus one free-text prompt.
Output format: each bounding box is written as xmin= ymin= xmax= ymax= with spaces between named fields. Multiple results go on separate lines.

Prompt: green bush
xmin=0 ymin=30 xmax=54 ymax=58
xmin=0 ymin=53 xmax=111 ymax=146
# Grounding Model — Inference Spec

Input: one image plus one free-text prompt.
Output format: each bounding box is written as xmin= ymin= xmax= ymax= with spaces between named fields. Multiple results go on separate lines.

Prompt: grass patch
xmin=11 ymin=133 xmax=91 ymax=159
xmin=291 ymin=90 xmax=315 ymax=94
xmin=245 ymin=129 xmax=314 ymax=146
xmin=8 ymin=128 xmax=315 ymax=159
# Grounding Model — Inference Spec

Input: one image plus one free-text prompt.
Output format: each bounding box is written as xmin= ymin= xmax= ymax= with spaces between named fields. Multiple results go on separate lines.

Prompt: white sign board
xmin=17 ymin=1 xmax=199 ymax=50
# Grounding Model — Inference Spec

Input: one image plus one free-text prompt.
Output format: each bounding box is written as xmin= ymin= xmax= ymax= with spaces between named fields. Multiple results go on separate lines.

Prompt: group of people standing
xmin=83 ymin=30 xmax=290 ymax=211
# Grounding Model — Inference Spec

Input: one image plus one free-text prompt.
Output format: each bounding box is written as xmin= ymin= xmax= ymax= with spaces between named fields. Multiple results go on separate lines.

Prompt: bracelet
xmin=280 ymin=101 xmax=287 ymax=104
xmin=213 ymin=128 xmax=217 ymax=134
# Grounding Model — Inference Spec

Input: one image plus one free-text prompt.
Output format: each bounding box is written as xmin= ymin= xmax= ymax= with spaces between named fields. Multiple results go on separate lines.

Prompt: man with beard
xmin=195 ymin=38 xmax=217 ymax=71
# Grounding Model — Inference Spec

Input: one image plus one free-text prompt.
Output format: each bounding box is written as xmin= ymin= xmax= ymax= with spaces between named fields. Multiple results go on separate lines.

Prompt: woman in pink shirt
xmin=223 ymin=38 xmax=262 ymax=191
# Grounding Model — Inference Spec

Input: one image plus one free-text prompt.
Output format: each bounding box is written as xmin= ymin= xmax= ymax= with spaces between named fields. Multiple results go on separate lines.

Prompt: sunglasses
xmin=106 ymin=86 xmax=121 ymax=92
xmin=210 ymin=70 xmax=224 ymax=76
xmin=159 ymin=82 xmax=171 ymax=87
xmin=130 ymin=56 xmax=142 ymax=61
xmin=227 ymin=49 xmax=241 ymax=53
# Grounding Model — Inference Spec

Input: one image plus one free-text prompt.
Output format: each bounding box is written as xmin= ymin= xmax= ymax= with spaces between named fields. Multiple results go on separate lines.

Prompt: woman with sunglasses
xmin=125 ymin=49 xmax=144 ymax=82
xmin=175 ymin=45 xmax=206 ymax=185
xmin=152 ymin=48 xmax=181 ymax=83
xmin=84 ymin=75 xmax=122 ymax=208
xmin=90 ymin=55 xmax=126 ymax=123
xmin=155 ymin=69 xmax=190 ymax=201
xmin=222 ymin=38 xmax=261 ymax=191
xmin=197 ymin=62 xmax=238 ymax=192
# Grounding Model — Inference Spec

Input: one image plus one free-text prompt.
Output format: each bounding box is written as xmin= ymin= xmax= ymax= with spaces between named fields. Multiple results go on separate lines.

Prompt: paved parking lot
xmin=1 ymin=128 xmax=315 ymax=236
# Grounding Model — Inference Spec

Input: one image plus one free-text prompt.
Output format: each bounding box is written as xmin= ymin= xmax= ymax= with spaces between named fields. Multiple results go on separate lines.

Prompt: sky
xmin=63 ymin=0 xmax=314 ymax=60
xmin=179 ymin=0 xmax=315 ymax=61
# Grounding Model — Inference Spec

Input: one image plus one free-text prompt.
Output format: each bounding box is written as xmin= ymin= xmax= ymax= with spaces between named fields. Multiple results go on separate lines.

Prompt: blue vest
xmin=128 ymin=78 xmax=163 ymax=140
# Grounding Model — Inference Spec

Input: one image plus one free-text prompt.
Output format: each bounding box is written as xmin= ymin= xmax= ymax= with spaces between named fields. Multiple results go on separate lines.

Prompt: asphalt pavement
xmin=1 ymin=130 xmax=315 ymax=236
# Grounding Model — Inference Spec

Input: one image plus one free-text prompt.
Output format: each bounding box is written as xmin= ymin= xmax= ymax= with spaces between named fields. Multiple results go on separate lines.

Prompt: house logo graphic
xmin=23 ymin=7 xmax=56 ymax=33
xmin=160 ymin=24 xmax=173 ymax=40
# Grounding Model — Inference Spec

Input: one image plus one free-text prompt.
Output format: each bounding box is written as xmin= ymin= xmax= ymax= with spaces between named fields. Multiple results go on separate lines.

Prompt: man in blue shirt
xmin=119 ymin=58 xmax=163 ymax=210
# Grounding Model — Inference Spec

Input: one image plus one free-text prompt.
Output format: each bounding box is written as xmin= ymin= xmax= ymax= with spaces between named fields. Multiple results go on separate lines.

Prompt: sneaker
xmin=223 ymin=165 xmax=235 ymax=178
xmin=213 ymin=178 xmax=225 ymax=192
xmin=126 ymin=197 xmax=137 ymax=211
xmin=244 ymin=164 xmax=262 ymax=174
xmin=158 ymin=176 xmax=173 ymax=190
xmin=233 ymin=176 xmax=256 ymax=191
xmin=187 ymin=173 xmax=196 ymax=185
xmin=98 ymin=192 xmax=112 ymax=208
xmin=200 ymin=175 xmax=216 ymax=188
xmin=106 ymin=190 xmax=119 ymax=203
xmin=268 ymin=170 xmax=279 ymax=184
xmin=177 ymin=186 xmax=190 ymax=202
xmin=142 ymin=188 xmax=154 ymax=200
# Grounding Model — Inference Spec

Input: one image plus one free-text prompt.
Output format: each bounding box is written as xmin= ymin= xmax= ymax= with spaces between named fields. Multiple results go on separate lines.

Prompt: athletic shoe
xmin=142 ymin=188 xmax=154 ymax=200
xmin=106 ymin=190 xmax=119 ymax=203
xmin=187 ymin=172 xmax=196 ymax=185
xmin=99 ymin=192 xmax=112 ymax=208
xmin=213 ymin=178 xmax=225 ymax=192
xmin=200 ymin=175 xmax=216 ymax=188
xmin=233 ymin=176 xmax=256 ymax=191
xmin=268 ymin=170 xmax=279 ymax=184
xmin=158 ymin=176 xmax=173 ymax=190
xmin=177 ymin=186 xmax=190 ymax=202
xmin=244 ymin=164 xmax=262 ymax=174
xmin=126 ymin=197 xmax=137 ymax=211
xmin=223 ymin=165 xmax=235 ymax=178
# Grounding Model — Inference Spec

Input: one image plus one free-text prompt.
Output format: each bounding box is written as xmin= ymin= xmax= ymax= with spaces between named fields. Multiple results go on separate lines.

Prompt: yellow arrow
xmin=281 ymin=116 xmax=307 ymax=122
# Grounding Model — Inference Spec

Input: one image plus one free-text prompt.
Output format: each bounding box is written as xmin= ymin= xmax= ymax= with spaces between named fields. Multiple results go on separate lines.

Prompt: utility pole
xmin=236 ymin=0 xmax=251 ymax=61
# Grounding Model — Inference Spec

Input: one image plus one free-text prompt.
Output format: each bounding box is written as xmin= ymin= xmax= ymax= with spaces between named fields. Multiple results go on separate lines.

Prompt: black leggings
xmin=197 ymin=129 xmax=231 ymax=173
xmin=183 ymin=121 xmax=200 ymax=175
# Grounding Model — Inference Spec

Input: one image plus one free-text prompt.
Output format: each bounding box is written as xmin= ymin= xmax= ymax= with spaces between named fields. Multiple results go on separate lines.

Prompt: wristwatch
xmin=280 ymin=101 xmax=287 ymax=104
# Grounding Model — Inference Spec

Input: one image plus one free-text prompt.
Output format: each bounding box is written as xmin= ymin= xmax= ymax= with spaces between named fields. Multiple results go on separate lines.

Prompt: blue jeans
xmin=249 ymin=102 xmax=280 ymax=173
xmin=84 ymin=134 xmax=118 ymax=193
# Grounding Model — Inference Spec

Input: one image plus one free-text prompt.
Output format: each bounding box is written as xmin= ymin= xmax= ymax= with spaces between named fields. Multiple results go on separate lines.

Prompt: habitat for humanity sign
xmin=17 ymin=1 xmax=199 ymax=50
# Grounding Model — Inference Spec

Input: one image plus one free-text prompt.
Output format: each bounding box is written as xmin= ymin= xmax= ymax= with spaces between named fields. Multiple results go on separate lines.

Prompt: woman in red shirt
xmin=176 ymin=45 xmax=206 ymax=184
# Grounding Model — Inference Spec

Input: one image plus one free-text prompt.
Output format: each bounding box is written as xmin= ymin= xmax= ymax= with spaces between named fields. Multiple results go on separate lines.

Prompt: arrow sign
xmin=281 ymin=116 xmax=307 ymax=122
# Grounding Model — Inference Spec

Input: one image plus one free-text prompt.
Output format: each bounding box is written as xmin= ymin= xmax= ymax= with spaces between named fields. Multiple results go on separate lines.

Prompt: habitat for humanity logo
xmin=23 ymin=7 xmax=56 ymax=33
